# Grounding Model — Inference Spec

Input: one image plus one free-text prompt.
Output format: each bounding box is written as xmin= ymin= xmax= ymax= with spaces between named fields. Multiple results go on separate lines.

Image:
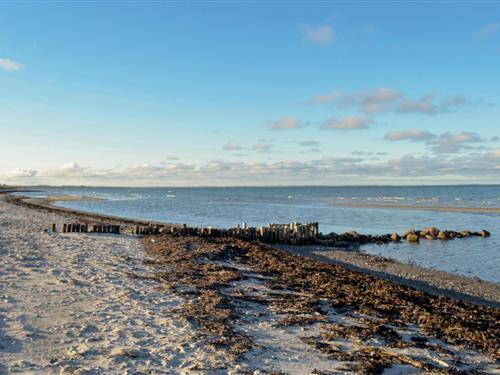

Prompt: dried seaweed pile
xmin=144 ymin=234 xmax=499 ymax=373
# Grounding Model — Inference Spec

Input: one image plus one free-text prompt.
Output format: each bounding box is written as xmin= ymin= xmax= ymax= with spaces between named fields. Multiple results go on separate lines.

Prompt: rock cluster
xmin=317 ymin=227 xmax=491 ymax=247
xmin=402 ymin=227 xmax=491 ymax=243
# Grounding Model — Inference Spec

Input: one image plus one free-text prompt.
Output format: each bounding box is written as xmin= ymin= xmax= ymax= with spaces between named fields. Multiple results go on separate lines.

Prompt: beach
xmin=0 ymin=192 xmax=499 ymax=374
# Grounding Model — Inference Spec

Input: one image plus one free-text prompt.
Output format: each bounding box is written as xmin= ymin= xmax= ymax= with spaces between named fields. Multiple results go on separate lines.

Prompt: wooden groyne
xmin=55 ymin=223 xmax=120 ymax=234
xmin=51 ymin=222 xmax=319 ymax=244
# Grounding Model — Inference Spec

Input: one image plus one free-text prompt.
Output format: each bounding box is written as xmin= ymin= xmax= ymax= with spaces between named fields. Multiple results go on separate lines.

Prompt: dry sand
xmin=0 ymin=196 xmax=235 ymax=374
xmin=1 ymin=193 xmax=499 ymax=374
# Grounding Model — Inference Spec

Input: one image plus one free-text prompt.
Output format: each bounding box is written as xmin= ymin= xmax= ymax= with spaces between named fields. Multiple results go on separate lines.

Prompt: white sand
xmin=0 ymin=197 xmax=233 ymax=374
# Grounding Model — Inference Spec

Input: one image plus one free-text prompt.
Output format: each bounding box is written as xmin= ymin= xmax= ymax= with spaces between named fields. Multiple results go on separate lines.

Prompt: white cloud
xmin=384 ymin=129 xmax=484 ymax=154
xmin=308 ymin=90 xmax=342 ymax=104
xmin=299 ymin=140 xmax=320 ymax=147
xmin=322 ymin=116 xmax=373 ymax=130
xmin=308 ymin=88 xmax=473 ymax=115
xmin=252 ymin=143 xmax=274 ymax=153
xmin=342 ymin=88 xmax=403 ymax=114
xmin=396 ymin=95 xmax=439 ymax=114
xmin=475 ymin=22 xmax=500 ymax=37
xmin=384 ymin=129 xmax=436 ymax=142
xmin=2 ymin=168 xmax=37 ymax=178
xmin=0 ymin=58 xmax=23 ymax=71
xmin=269 ymin=117 xmax=303 ymax=130
xmin=2 ymin=152 xmax=499 ymax=186
xmin=223 ymin=141 xmax=242 ymax=151
xmin=429 ymin=132 xmax=483 ymax=154
xmin=301 ymin=25 xmax=335 ymax=44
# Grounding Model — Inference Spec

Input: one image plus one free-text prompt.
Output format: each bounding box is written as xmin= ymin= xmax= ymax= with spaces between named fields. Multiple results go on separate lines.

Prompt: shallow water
xmin=18 ymin=185 xmax=500 ymax=283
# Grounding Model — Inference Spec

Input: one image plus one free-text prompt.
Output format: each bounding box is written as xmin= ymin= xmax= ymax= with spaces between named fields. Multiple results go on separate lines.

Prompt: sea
xmin=17 ymin=185 xmax=500 ymax=283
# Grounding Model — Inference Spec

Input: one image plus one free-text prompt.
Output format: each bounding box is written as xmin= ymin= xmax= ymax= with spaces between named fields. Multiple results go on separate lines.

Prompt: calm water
xmin=18 ymin=185 xmax=500 ymax=283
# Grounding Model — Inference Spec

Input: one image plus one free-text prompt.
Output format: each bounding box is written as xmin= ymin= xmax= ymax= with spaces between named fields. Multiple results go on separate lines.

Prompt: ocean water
xmin=18 ymin=185 xmax=500 ymax=283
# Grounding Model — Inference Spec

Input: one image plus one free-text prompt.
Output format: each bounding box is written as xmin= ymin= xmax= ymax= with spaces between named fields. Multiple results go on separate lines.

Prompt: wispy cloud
xmin=322 ymin=116 xmax=373 ymax=130
xmin=384 ymin=129 xmax=484 ymax=154
xmin=223 ymin=141 xmax=242 ymax=151
xmin=384 ymin=129 xmax=436 ymax=142
xmin=299 ymin=140 xmax=320 ymax=147
xmin=308 ymin=88 xmax=473 ymax=115
xmin=308 ymin=90 xmax=342 ymax=105
xmin=475 ymin=22 xmax=500 ymax=37
xmin=429 ymin=132 xmax=483 ymax=154
xmin=0 ymin=57 xmax=23 ymax=71
xmin=300 ymin=25 xmax=335 ymax=44
xmin=269 ymin=117 xmax=304 ymax=130
xmin=252 ymin=143 xmax=274 ymax=153
xmin=342 ymin=88 xmax=403 ymax=114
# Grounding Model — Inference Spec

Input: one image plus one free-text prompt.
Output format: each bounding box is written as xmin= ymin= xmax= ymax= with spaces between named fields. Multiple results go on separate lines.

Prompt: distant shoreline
xmin=331 ymin=202 xmax=500 ymax=214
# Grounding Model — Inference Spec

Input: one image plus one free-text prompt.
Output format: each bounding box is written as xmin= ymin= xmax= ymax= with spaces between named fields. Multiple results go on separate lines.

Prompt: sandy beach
xmin=1 ymin=193 xmax=499 ymax=374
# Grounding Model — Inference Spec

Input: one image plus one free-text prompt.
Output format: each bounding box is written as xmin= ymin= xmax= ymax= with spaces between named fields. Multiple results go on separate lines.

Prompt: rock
xmin=404 ymin=229 xmax=417 ymax=238
xmin=480 ymin=229 xmax=491 ymax=237
xmin=460 ymin=230 xmax=472 ymax=237
xmin=406 ymin=233 xmax=419 ymax=243
xmin=425 ymin=235 xmax=435 ymax=240
xmin=437 ymin=231 xmax=449 ymax=240
xmin=390 ymin=233 xmax=401 ymax=242
xmin=425 ymin=227 xmax=439 ymax=236
xmin=347 ymin=231 xmax=359 ymax=238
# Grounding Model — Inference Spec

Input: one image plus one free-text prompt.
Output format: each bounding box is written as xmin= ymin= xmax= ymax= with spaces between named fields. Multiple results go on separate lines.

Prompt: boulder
xmin=406 ymin=233 xmax=419 ymax=243
xmin=426 ymin=227 xmax=440 ymax=236
xmin=437 ymin=231 xmax=449 ymax=240
xmin=405 ymin=229 xmax=417 ymax=238
xmin=480 ymin=229 xmax=491 ymax=237
xmin=425 ymin=235 xmax=435 ymax=240
xmin=390 ymin=233 xmax=401 ymax=242
xmin=460 ymin=230 xmax=472 ymax=237
xmin=347 ymin=230 xmax=360 ymax=238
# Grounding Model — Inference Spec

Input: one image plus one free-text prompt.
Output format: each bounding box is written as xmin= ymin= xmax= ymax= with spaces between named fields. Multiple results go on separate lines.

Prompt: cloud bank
xmin=2 ymin=151 xmax=498 ymax=186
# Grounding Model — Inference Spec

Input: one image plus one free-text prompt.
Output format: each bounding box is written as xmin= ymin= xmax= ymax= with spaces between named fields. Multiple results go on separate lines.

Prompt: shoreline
xmin=1 ymin=192 xmax=499 ymax=373
xmin=275 ymin=244 xmax=500 ymax=307
xmin=5 ymin=192 xmax=500 ymax=306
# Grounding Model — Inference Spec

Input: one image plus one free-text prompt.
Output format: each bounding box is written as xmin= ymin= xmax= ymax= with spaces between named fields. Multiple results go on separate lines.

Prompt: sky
xmin=0 ymin=1 xmax=499 ymax=186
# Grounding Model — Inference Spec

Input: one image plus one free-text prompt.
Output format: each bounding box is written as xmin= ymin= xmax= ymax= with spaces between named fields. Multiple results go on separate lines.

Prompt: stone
xmin=406 ymin=233 xmax=419 ymax=243
xmin=479 ymin=229 xmax=490 ymax=237
xmin=437 ymin=231 xmax=449 ymax=240
xmin=426 ymin=227 xmax=439 ymax=236
xmin=425 ymin=235 xmax=435 ymax=240
xmin=390 ymin=233 xmax=401 ymax=242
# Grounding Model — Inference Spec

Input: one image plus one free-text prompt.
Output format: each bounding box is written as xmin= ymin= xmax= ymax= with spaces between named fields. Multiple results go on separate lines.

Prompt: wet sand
xmin=275 ymin=244 xmax=500 ymax=307
xmin=1 ymin=193 xmax=499 ymax=373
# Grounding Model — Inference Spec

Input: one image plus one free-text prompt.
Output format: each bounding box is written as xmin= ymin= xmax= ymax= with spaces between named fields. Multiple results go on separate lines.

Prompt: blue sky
xmin=0 ymin=2 xmax=499 ymax=186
